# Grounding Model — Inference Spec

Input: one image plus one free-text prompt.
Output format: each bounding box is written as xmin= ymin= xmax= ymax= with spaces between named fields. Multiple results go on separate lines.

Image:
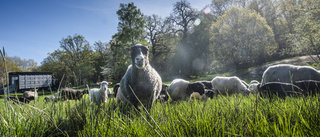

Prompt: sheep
xmin=293 ymin=80 xmax=320 ymax=95
xmin=168 ymin=79 xmax=189 ymax=101
xmin=53 ymin=92 xmax=61 ymax=101
xmin=201 ymin=81 xmax=213 ymax=89
xmin=261 ymin=64 xmax=320 ymax=84
xmin=44 ymin=92 xmax=62 ymax=102
xmin=168 ymin=79 xmax=206 ymax=101
xmin=59 ymin=88 xmax=89 ymax=100
xmin=106 ymin=88 xmax=114 ymax=97
xmin=116 ymin=44 xmax=162 ymax=111
xmin=44 ymin=96 xmax=57 ymax=102
xmin=241 ymin=80 xmax=249 ymax=88
xmin=89 ymin=81 xmax=112 ymax=105
xmin=204 ymin=89 xmax=216 ymax=99
xmin=190 ymin=92 xmax=207 ymax=101
xmin=23 ymin=90 xmax=38 ymax=100
xmin=248 ymin=80 xmax=260 ymax=93
xmin=211 ymin=76 xmax=250 ymax=95
xmin=190 ymin=89 xmax=215 ymax=101
xmin=113 ymin=83 xmax=120 ymax=97
xmin=258 ymin=82 xmax=304 ymax=98
xmin=157 ymin=84 xmax=169 ymax=102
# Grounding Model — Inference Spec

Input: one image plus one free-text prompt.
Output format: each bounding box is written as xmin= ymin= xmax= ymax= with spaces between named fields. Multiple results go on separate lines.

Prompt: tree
xmin=186 ymin=10 xmax=216 ymax=76
xmin=287 ymin=0 xmax=320 ymax=59
xmin=40 ymin=50 xmax=69 ymax=87
xmin=57 ymin=34 xmax=94 ymax=86
xmin=169 ymin=0 xmax=198 ymax=39
xmin=102 ymin=2 xmax=146 ymax=80
xmin=169 ymin=0 xmax=198 ymax=77
xmin=9 ymin=56 xmax=38 ymax=72
xmin=0 ymin=57 xmax=22 ymax=87
xmin=92 ymin=41 xmax=112 ymax=81
xmin=209 ymin=0 xmax=235 ymax=18
xmin=210 ymin=7 xmax=278 ymax=70
xmin=103 ymin=34 xmax=126 ymax=80
xmin=60 ymin=34 xmax=90 ymax=65
xmin=145 ymin=14 xmax=173 ymax=69
xmin=41 ymin=34 xmax=106 ymax=87
xmin=117 ymin=2 xmax=145 ymax=46
xmin=243 ymin=0 xmax=292 ymax=59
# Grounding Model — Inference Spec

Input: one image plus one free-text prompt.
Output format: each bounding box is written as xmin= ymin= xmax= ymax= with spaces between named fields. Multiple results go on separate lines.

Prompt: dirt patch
xmin=247 ymin=55 xmax=319 ymax=79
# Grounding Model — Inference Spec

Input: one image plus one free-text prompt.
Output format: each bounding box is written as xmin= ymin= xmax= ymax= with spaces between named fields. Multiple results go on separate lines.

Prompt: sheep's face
xmin=188 ymin=82 xmax=206 ymax=95
xmin=98 ymin=81 xmax=112 ymax=91
xmin=127 ymin=44 xmax=149 ymax=69
xmin=248 ymin=84 xmax=259 ymax=92
xmin=204 ymin=89 xmax=215 ymax=99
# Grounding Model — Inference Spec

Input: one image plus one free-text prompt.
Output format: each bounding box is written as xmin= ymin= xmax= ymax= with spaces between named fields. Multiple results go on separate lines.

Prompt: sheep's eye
xmin=141 ymin=48 xmax=148 ymax=54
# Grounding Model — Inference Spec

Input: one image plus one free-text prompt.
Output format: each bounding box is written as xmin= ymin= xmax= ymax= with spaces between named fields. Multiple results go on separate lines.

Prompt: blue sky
xmin=0 ymin=0 xmax=211 ymax=66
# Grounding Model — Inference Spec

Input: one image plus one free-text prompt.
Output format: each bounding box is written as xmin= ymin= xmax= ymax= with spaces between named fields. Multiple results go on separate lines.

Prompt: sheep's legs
xmin=145 ymin=100 xmax=153 ymax=112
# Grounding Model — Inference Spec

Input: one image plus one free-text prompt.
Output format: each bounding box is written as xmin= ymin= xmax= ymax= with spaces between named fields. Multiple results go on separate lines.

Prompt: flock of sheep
xmin=7 ymin=44 xmax=320 ymax=112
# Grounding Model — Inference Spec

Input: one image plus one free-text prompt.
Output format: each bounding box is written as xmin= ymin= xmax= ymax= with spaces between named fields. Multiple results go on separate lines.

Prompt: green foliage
xmin=102 ymin=2 xmax=147 ymax=80
xmin=170 ymin=0 xmax=199 ymax=78
xmin=0 ymin=58 xmax=22 ymax=86
xmin=186 ymin=12 xmax=216 ymax=76
xmin=117 ymin=2 xmax=145 ymax=46
xmin=92 ymin=41 xmax=112 ymax=81
xmin=210 ymin=7 xmax=278 ymax=70
xmin=7 ymin=56 xmax=38 ymax=72
xmin=107 ymin=34 xmax=131 ymax=80
xmin=40 ymin=50 xmax=69 ymax=86
xmin=40 ymin=34 xmax=96 ymax=86
xmin=286 ymin=0 xmax=320 ymax=55
xmin=144 ymin=14 xmax=176 ymax=77
xmin=0 ymin=53 xmax=32 ymax=87
xmin=149 ymin=32 xmax=177 ymax=80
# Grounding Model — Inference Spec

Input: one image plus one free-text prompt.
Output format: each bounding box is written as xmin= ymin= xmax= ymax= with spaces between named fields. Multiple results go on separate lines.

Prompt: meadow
xmin=1 ymin=85 xmax=320 ymax=136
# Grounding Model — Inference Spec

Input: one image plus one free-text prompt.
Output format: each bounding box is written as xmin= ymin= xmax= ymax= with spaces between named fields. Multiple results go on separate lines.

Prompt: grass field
xmin=1 ymin=85 xmax=320 ymax=136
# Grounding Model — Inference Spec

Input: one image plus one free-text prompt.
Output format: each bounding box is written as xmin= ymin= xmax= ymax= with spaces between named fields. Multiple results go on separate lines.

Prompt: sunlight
xmin=203 ymin=7 xmax=210 ymax=14
xmin=194 ymin=18 xmax=201 ymax=26
xmin=192 ymin=58 xmax=205 ymax=71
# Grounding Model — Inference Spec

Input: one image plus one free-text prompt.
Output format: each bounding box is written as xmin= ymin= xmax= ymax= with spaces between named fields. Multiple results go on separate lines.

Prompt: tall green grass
xmin=1 ymin=92 xmax=320 ymax=136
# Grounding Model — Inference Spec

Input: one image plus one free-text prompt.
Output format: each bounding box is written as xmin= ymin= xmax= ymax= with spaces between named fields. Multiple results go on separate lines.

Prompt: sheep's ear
xmin=97 ymin=82 xmax=101 ymax=85
xmin=108 ymin=82 xmax=112 ymax=85
xmin=126 ymin=47 xmax=131 ymax=51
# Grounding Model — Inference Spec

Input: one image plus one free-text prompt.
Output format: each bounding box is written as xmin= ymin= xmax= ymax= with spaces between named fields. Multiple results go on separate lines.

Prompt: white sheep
xmin=44 ymin=92 xmax=61 ymax=102
xmin=261 ymin=64 xmax=320 ymax=84
xmin=23 ymin=90 xmax=38 ymax=99
xmin=248 ymin=80 xmax=260 ymax=93
xmin=168 ymin=79 xmax=206 ymax=101
xmin=89 ymin=81 xmax=112 ymax=105
xmin=116 ymin=44 xmax=162 ymax=111
xmin=44 ymin=96 xmax=58 ymax=102
xmin=168 ymin=79 xmax=189 ymax=101
xmin=211 ymin=76 xmax=250 ymax=95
